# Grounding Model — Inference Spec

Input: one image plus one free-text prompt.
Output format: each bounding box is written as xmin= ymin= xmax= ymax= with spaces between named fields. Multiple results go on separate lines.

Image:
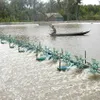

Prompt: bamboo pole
xmin=59 ymin=53 xmax=61 ymax=68
xmin=36 ymin=46 xmax=39 ymax=59
xmin=85 ymin=50 xmax=86 ymax=64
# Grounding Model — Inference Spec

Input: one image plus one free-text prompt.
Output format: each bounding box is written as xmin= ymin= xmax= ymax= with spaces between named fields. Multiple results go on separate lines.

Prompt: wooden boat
xmin=50 ymin=30 xmax=90 ymax=36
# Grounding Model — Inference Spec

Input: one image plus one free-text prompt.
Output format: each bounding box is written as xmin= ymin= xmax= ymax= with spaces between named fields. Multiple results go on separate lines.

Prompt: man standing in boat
xmin=51 ymin=25 xmax=56 ymax=35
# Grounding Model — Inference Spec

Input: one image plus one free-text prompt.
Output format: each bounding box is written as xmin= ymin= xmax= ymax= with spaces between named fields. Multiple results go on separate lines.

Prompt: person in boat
xmin=51 ymin=25 xmax=56 ymax=35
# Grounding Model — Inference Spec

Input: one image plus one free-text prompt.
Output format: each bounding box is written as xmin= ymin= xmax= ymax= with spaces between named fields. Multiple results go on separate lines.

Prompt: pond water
xmin=1 ymin=22 xmax=100 ymax=60
xmin=0 ymin=22 xmax=100 ymax=100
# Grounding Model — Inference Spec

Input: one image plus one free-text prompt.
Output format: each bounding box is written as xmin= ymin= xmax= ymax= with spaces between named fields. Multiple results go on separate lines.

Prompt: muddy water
xmin=0 ymin=22 xmax=100 ymax=100
xmin=1 ymin=22 xmax=100 ymax=60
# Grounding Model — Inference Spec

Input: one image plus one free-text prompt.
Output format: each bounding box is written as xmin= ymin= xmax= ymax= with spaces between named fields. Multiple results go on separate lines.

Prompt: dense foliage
xmin=79 ymin=5 xmax=100 ymax=20
xmin=0 ymin=0 xmax=100 ymax=22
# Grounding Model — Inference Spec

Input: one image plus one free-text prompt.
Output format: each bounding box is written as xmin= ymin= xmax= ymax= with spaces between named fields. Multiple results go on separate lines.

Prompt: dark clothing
xmin=51 ymin=26 xmax=56 ymax=35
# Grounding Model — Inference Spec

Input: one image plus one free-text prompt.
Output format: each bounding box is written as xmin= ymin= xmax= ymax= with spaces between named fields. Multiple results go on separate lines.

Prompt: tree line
xmin=0 ymin=0 xmax=100 ymax=22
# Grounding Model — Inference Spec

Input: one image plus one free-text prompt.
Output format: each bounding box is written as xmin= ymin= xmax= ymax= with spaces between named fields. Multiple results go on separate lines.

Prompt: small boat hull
xmin=50 ymin=30 xmax=90 ymax=36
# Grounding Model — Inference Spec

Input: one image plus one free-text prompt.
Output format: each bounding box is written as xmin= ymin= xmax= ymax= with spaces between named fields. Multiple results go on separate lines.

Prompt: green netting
xmin=89 ymin=59 xmax=100 ymax=74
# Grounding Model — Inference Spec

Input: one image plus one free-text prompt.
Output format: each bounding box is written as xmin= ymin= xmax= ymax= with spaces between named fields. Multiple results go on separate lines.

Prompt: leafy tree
xmin=1 ymin=0 xmax=100 ymax=22
xmin=46 ymin=0 xmax=57 ymax=13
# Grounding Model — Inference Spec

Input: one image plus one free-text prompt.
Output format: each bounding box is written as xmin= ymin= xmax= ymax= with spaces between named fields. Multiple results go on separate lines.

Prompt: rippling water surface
xmin=0 ymin=22 xmax=100 ymax=100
